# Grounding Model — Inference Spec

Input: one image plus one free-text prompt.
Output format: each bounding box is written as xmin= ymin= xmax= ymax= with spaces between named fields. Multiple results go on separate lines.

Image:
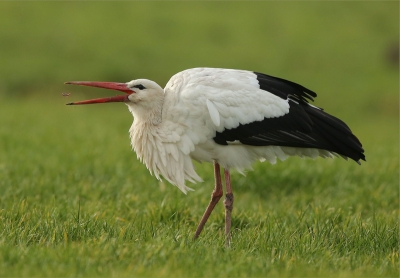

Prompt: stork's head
xmin=65 ymin=79 xmax=164 ymax=119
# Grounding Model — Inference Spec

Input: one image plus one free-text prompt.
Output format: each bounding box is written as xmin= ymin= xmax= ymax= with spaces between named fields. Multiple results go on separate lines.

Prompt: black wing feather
xmin=213 ymin=73 xmax=366 ymax=163
xmin=254 ymin=72 xmax=317 ymax=103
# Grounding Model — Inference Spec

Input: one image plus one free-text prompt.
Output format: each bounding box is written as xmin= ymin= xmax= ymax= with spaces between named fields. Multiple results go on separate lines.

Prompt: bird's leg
xmin=194 ymin=161 xmax=223 ymax=239
xmin=224 ymin=168 xmax=234 ymax=246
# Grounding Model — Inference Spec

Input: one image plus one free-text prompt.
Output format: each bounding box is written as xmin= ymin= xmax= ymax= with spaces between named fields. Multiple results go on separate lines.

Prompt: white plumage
xmin=126 ymin=68 xmax=331 ymax=193
xmin=66 ymin=67 xmax=365 ymax=242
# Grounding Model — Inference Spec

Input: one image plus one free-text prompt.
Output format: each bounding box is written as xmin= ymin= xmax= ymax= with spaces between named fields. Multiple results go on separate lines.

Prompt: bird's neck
xmin=127 ymin=98 xmax=164 ymax=125
xmin=129 ymin=120 xmax=158 ymax=158
xmin=129 ymin=118 xmax=164 ymax=180
xmin=128 ymin=99 xmax=164 ymax=174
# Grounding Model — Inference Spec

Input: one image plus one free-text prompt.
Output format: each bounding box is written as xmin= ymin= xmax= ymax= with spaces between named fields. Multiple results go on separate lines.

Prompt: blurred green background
xmin=0 ymin=2 xmax=398 ymax=276
xmin=0 ymin=1 xmax=398 ymax=103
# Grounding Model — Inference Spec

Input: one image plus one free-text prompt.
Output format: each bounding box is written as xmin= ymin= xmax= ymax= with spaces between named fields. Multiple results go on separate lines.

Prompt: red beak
xmin=64 ymin=81 xmax=133 ymax=105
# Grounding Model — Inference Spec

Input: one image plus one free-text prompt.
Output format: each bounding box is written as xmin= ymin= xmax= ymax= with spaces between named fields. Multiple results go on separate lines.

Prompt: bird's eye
xmin=133 ymin=84 xmax=146 ymax=90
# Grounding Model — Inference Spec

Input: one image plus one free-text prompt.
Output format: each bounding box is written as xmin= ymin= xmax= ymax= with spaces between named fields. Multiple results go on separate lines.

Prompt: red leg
xmin=194 ymin=161 xmax=223 ymax=239
xmin=224 ymin=168 xmax=234 ymax=245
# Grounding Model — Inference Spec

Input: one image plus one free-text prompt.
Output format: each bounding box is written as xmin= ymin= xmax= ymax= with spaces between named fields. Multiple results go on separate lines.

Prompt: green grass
xmin=0 ymin=1 xmax=399 ymax=277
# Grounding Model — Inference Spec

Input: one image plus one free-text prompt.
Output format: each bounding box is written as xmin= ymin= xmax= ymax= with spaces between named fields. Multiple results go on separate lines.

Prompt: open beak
xmin=64 ymin=81 xmax=133 ymax=105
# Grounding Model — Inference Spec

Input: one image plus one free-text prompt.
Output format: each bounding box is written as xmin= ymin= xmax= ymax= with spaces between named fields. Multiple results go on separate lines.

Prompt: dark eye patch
xmin=133 ymin=84 xmax=146 ymax=90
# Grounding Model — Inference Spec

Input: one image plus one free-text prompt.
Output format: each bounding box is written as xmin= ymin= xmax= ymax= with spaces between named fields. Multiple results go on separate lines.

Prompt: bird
xmin=65 ymin=67 xmax=365 ymax=244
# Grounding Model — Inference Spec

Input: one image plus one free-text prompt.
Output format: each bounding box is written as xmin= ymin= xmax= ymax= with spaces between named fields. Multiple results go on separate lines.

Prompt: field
xmin=0 ymin=2 xmax=398 ymax=277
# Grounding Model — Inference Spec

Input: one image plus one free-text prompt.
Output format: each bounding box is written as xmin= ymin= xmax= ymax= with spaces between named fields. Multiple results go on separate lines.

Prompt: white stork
xmin=65 ymin=67 xmax=365 ymax=243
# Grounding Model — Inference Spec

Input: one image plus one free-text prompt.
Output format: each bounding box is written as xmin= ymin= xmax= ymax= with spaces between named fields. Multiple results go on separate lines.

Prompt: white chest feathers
xmin=129 ymin=121 xmax=202 ymax=194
